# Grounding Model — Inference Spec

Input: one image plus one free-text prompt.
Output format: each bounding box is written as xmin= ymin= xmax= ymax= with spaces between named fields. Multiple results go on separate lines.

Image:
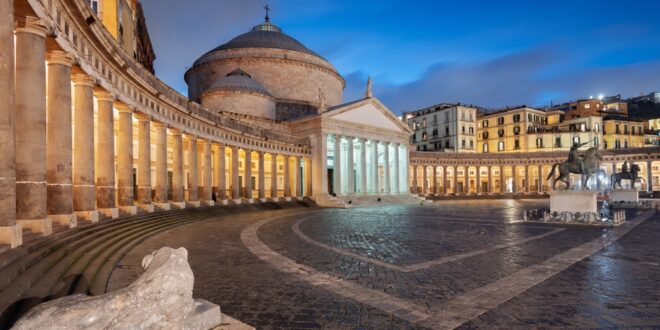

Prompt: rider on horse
xmin=567 ymin=141 xmax=590 ymax=172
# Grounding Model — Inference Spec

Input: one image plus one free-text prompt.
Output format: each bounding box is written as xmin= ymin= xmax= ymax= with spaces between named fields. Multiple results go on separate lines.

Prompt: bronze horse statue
xmin=611 ymin=163 xmax=645 ymax=189
xmin=547 ymin=147 xmax=604 ymax=190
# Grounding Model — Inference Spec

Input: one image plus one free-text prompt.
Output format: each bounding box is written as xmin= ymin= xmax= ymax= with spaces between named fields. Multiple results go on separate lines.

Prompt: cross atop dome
xmin=263 ymin=4 xmax=271 ymax=22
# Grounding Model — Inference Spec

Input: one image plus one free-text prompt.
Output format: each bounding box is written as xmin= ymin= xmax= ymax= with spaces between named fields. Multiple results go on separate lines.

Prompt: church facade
xmin=0 ymin=0 xmax=414 ymax=248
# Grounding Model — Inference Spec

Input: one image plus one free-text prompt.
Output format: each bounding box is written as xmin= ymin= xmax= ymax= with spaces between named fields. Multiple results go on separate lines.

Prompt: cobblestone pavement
xmin=108 ymin=200 xmax=660 ymax=329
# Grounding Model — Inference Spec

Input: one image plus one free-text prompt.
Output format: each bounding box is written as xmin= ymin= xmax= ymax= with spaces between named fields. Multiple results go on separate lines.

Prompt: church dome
xmin=196 ymin=22 xmax=324 ymax=64
xmin=204 ymin=68 xmax=272 ymax=97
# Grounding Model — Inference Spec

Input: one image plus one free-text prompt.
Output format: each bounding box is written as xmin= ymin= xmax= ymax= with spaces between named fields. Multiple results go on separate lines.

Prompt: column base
xmin=17 ymin=218 xmax=52 ymax=236
xmin=138 ymin=204 xmax=155 ymax=213
xmin=155 ymin=202 xmax=171 ymax=211
xmin=216 ymin=199 xmax=229 ymax=205
xmin=171 ymin=202 xmax=186 ymax=209
xmin=186 ymin=201 xmax=201 ymax=208
xmin=232 ymin=199 xmax=242 ymax=205
xmin=48 ymin=213 xmax=78 ymax=228
xmin=258 ymin=198 xmax=268 ymax=203
xmin=99 ymin=208 xmax=119 ymax=219
xmin=0 ymin=224 xmax=23 ymax=248
xmin=269 ymin=197 xmax=280 ymax=202
xmin=283 ymin=197 xmax=292 ymax=201
xmin=119 ymin=206 xmax=138 ymax=216
xmin=76 ymin=210 xmax=100 ymax=223
xmin=201 ymin=200 xmax=214 ymax=207
xmin=245 ymin=198 xmax=254 ymax=204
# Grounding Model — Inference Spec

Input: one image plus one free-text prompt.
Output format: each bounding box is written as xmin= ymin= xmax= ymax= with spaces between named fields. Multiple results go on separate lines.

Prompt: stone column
xmin=0 ymin=0 xmax=19 ymax=247
xmin=476 ymin=166 xmax=481 ymax=194
xmin=372 ymin=140 xmax=379 ymax=194
xmin=270 ymin=153 xmax=278 ymax=199
xmin=46 ymin=51 xmax=76 ymax=228
xmin=116 ymin=105 xmax=137 ymax=214
xmin=499 ymin=166 xmax=505 ymax=193
xmin=215 ymin=144 xmax=226 ymax=200
xmin=412 ymin=165 xmax=418 ymax=194
xmin=95 ymin=91 xmax=117 ymax=218
xmin=186 ymin=136 xmax=199 ymax=204
xmin=202 ymin=140 xmax=213 ymax=204
xmin=538 ymin=165 xmax=543 ymax=193
xmin=422 ymin=166 xmax=428 ymax=195
xmin=454 ymin=166 xmax=460 ymax=194
xmin=524 ymin=165 xmax=530 ymax=193
xmin=393 ymin=144 xmax=400 ymax=194
xmin=647 ymin=161 xmax=653 ymax=193
xmin=304 ymin=157 xmax=312 ymax=197
xmin=487 ymin=166 xmax=493 ymax=194
xmin=512 ymin=166 xmax=518 ymax=194
xmin=244 ymin=150 xmax=253 ymax=201
xmin=359 ymin=138 xmax=367 ymax=194
xmin=135 ymin=114 xmax=153 ymax=212
xmin=153 ymin=122 xmax=169 ymax=208
xmin=294 ymin=157 xmax=302 ymax=197
xmin=347 ymin=138 xmax=355 ymax=194
xmin=442 ymin=166 xmax=447 ymax=195
xmin=257 ymin=151 xmax=265 ymax=200
xmin=384 ymin=142 xmax=391 ymax=194
xmin=283 ymin=155 xmax=291 ymax=198
xmin=170 ymin=129 xmax=184 ymax=207
xmin=310 ymin=134 xmax=328 ymax=198
xmin=15 ymin=17 xmax=50 ymax=235
xmin=231 ymin=146 xmax=239 ymax=200
xmin=72 ymin=73 xmax=99 ymax=221
xmin=333 ymin=134 xmax=342 ymax=195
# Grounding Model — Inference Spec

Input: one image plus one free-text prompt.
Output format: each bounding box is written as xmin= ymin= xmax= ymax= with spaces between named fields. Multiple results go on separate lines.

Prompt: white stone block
xmin=549 ymin=190 xmax=598 ymax=213
xmin=609 ymin=189 xmax=639 ymax=203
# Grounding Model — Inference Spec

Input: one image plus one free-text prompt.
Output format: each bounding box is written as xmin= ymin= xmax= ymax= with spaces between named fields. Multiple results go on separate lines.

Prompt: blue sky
xmin=141 ymin=0 xmax=660 ymax=114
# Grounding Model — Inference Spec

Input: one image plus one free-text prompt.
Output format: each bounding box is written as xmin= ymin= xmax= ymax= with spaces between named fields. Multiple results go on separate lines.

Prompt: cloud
xmin=355 ymin=47 xmax=660 ymax=114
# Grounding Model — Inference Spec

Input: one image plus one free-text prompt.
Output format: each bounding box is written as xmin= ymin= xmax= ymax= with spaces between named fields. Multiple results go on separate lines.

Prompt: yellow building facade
xmin=603 ymin=119 xmax=645 ymax=149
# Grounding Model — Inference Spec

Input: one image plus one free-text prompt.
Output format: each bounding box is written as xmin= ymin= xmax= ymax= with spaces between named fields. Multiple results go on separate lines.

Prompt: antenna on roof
xmin=263 ymin=4 xmax=271 ymax=22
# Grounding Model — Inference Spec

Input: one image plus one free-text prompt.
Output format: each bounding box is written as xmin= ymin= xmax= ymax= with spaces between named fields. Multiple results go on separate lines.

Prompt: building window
xmin=514 ymin=139 xmax=520 ymax=150
xmin=555 ymin=137 xmax=561 ymax=148
xmin=445 ymin=112 xmax=449 ymax=122
xmin=528 ymin=114 xmax=532 ymax=122
xmin=445 ymin=126 xmax=450 ymax=136
xmin=422 ymin=132 xmax=428 ymax=141
xmin=624 ymin=125 xmax=628 ymax=134
xmin=445 ymin=140 xmax=450 ymax=148
xmin=482 ymin=120 xmax=489 ymax=128
xmin=498 ymin=141 xmax=504 ymax=151
xmin=615 ymin=140 xmax=621 ymax=149
xmin=469 ymin=140 xmax=474 ymax=149
xmin=432 ymin=129 xmax=438 ymax=137
xmin=594 ymin=123 xmax=600 ymax=132
xmin=624 ymin=140 xmax=628 ymax=148
xmin=594 ymin=137 xmax=599 ymax=147
xmin=422 ymin=119 xmax=427 ymax=128
xmin=482 ymin=132 xmax=489 ymax=139
xmin=498 ymin=128 xmax=504 ymax=137
xmin=632 ymin=126 xmax=636 ymax=135
xmin=573 ymin=136 xmax=580 ymax=145
xmin=469 ymin=127 xmax=474 ymax=135
xmin=462 ymin=126 xmax=466 ymax=134
xmin=462 ymin=139 xmax=466 ymax=148
xmin=513 ymin=114 xmax=521 ymax=123
xmin=483 ymin=143 xmax=489 ymax=153
xmin=604 ymin=140 xmax=608 ymax=149
xmin=536 ymin=137 xmax=544 ymax=148
xmin=616 ymin=124 xmax=620 ymax=134
xmin=513 ymin=126 xmax=520 ymax=135
xmin=497 ymin=117 xmax=504 ymax=125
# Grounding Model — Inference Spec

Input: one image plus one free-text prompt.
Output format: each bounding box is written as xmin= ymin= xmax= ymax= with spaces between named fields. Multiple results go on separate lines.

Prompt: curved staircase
xmin=0 ymin=200 xmax=314 ymax=329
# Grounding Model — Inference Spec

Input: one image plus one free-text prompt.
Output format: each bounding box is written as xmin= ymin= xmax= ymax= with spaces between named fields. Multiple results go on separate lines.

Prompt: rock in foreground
xmin=13 ymin=247 xmax=222 ymax=330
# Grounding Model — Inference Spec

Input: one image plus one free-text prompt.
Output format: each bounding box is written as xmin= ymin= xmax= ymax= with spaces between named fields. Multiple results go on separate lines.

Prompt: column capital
xmin=46 ymin=50 xmax=74 ymax=67
xmin=94 ymin=90 xmax=116 ymax=102
xmin=134 ymin=112 xmax=152 ymax=122
xmin=15 ymin=16 xmax=49 ymax=38
xmin=115 ymin=102 xmax=135 ymax=113
xmin=152 ymin=121 xmax=167 ymax=129
xmin=72 ymin=73 xmax=96 ymax=87
xmin=169 ymin=127 xmax=182 ymax=136
xmin=184 ymin=134 xmax=198 ymax=141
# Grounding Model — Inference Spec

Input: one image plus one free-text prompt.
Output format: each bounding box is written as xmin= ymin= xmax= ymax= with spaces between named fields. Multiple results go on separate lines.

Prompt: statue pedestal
xmin=549 ymin=190 xmax=598 ymax=213
xmin=609 ymin=189 xmax=639 ymax=203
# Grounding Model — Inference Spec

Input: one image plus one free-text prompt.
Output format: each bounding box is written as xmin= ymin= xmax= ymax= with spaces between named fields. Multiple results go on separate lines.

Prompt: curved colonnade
xmin=0 ymin=0 xmax=313 ymax=249
xmin=409 ymin=147 xmax=660 ymax=195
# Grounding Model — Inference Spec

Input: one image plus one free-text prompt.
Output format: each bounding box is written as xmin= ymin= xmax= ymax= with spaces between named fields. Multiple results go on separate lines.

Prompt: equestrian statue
xmin=547 ymin=140 xmax=604 ymax=190
xmin=610 ymin=161 xmax=645 ymax=189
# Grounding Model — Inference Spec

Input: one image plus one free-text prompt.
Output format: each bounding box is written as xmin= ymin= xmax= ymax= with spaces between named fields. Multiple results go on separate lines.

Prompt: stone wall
xmin=201 ymin=90 xmax=276 ymax=120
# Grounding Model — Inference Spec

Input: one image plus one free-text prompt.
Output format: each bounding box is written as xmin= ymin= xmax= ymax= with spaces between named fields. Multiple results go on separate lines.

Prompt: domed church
xmin=185 ymin=13 xmax=415 ymax=206
xmin=185 ymin=16 xmax=344 ymax=121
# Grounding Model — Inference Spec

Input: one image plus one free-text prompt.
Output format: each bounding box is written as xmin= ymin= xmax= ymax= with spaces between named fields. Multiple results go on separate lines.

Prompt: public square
xmin=107 ymin=200 xmax=660 ymax=329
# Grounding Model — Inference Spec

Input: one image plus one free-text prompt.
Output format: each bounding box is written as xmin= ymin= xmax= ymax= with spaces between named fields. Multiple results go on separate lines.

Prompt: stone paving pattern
xmin=108 ymin=200 xmax=660 ymax=329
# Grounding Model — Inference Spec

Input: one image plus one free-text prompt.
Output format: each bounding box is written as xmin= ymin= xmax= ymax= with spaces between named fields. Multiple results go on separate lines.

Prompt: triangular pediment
xmin=322 ymin=98 xmax=412 ymax=133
